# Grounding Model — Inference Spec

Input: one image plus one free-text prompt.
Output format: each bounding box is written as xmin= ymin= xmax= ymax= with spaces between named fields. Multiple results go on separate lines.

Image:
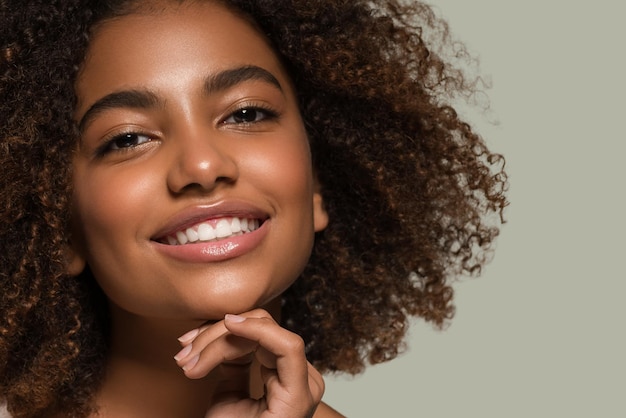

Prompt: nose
xmin=166 ymin=129 xmax=239 ymax=195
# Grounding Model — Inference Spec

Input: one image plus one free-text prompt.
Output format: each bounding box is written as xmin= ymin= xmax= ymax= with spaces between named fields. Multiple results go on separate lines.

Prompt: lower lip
xmin=152 ymin=221 xmax=269 ymax=263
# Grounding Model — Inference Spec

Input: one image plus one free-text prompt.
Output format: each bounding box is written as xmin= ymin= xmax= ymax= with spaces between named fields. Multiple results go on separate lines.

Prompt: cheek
xmin=71 ymin=166 xmax=163 ymax=310
xmin=245 ymin=137 xmax=315 ymax=204
xmin=73 ymin=165 xmax=158 ymax=246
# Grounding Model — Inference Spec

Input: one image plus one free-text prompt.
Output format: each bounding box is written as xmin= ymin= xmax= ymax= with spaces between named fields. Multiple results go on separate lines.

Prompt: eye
xmin=94 ymin=131 xmax=154 ymax=157
xmin=108 ymin=132 xmax=152 ymax=150
xmin=223 ymin=106 xmax=278 ymax=125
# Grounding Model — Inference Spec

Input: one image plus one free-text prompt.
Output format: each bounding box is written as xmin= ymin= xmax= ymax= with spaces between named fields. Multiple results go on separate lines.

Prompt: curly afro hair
xmin=0 ymin=0 xmax=507 ymax=416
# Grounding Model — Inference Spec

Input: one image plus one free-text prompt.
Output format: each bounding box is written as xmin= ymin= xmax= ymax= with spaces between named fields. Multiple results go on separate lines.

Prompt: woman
xmin=0 ymin=0 xmax=507 ymax=416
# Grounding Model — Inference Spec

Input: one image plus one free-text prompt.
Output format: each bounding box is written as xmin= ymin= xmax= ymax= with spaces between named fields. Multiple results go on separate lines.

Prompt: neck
xmin=93 ymin=302 xmax=277 ymax=418
xmin=93 ymin=308 xmax=220 ymax=417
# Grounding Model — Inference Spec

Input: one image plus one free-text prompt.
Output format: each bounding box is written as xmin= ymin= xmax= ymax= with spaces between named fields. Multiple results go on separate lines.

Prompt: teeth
xmin=215 ymin=219 xmax=232 ymax=238
xmin=186 ymin=227 xmax=199 ymax=242
xmin=165 ymin=217 xmax=260 ymax=245
xmin=230 ymin=217 xmax=241 ymax=233
xmin=197 ymin=223 xmax=216 ymax=241
xmin=176 ymin=231 xmax=189 ymax=245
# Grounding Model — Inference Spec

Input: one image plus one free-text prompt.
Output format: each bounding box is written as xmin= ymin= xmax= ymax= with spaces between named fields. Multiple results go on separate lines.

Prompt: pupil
xmin=235 ymin=108 xmax=257 ymax=123
xmin=116 ymin=133 xmax=137 ymax=148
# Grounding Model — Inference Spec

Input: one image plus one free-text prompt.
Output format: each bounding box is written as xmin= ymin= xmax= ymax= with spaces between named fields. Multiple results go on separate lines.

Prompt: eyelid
xmin=220 ymin=101 xmax=280 ymax=125
xmin=94 ymin=128 xmax=157 ymax=158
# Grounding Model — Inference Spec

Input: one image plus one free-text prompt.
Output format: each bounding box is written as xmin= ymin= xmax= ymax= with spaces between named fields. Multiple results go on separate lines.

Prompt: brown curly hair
xmin=0 ymin=0 xmax=508 ymax=416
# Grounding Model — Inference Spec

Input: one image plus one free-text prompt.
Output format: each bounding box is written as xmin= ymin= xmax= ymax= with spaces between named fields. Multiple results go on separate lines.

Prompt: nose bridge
xmin=167 ymin=122 xmax=238 ymax=193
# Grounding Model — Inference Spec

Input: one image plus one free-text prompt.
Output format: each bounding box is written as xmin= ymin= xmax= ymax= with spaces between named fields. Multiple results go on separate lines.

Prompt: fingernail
xmin=182 ymin=354 xmax=199 ymax=371
xmin=174 ymin=343 xmax=193 ymax=361
xmin=225 ymin=314 xmax=246 ymax=323
xmin=177 ymin=328 xmax=199 ymax=343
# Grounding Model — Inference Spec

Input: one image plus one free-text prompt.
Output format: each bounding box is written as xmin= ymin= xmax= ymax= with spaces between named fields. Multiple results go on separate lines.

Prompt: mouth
xmin=157 ymin=216 xmax=262 ymax=246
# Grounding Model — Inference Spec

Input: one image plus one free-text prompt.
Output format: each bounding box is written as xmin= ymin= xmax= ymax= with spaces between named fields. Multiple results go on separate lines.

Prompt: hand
xmin=174 ymin=309 xmax=325 ymax=418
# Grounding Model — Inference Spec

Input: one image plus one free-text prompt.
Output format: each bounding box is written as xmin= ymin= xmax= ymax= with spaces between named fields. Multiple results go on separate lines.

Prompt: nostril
xmin=165 ymin=138 xmax=239 ymax=194
xmin=215 ymin=175 xmax=236 ymax=184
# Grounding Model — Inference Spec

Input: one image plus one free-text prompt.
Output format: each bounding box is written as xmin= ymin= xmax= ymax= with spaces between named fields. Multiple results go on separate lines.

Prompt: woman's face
xmin=71 ymin=1 xmax=328 ymax=320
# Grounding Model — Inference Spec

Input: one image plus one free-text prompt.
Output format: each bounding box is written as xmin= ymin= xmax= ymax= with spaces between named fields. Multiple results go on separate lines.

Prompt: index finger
xmin=224 ymin=313 xmax=310 ymax=392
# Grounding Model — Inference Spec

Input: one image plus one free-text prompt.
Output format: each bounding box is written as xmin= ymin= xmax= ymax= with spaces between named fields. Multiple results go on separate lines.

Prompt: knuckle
xmin=184 ymin=365 xmax=204 ymax=380
xmin=284 ymin=333 xmax=305 ymax=352
xmin=249 ymin=308 xmax=272 ymax=319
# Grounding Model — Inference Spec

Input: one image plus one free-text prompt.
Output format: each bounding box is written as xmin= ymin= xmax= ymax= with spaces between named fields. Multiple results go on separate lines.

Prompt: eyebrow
xmin=78 ymin=90 xmax=159 ymax=132
xmin=204 ymin=65 xmax=283 ymax=95
xmin=78 ymin=65 xmax=284 ymax=132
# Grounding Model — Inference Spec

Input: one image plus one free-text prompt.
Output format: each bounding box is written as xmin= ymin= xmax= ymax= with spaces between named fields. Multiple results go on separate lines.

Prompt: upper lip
xmin=150 ymin=200 xmax=269 ymax=241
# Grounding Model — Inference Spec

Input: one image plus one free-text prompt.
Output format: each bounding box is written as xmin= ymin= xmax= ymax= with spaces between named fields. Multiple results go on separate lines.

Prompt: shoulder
xmin=314 ymin=401 xmax=345 ymax=418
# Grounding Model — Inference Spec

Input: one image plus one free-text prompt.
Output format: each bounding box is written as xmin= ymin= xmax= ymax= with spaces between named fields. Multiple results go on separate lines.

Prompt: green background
xmin=324 ymin=1 xmax=626 ymax=416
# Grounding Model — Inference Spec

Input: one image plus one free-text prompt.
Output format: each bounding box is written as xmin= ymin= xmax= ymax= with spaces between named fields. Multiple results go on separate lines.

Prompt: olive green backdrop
xmin=324 ymin=1 xmax=626 ymax=416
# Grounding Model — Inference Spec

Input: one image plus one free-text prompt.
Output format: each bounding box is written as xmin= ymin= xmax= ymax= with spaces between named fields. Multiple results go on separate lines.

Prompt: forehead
xmin=76 ymin=1 xmax=288 ymax=109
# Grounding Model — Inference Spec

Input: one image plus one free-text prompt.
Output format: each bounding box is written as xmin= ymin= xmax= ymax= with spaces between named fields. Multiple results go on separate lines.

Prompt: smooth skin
xmin=70 ymin=1 xmax=341 ymax=416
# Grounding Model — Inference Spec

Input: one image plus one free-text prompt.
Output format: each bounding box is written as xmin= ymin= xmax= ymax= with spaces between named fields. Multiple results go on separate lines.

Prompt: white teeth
xmin=176 ymin=231 xmax=188 ymax=245
xmin=186 ymin=227 xmax=199 ymax=242
xmin=230 ymin=217 xmax=241 ymax=233
xmin=197 ymin=223 xmax=216 ymax=241
xmin=164 ymin=217 xmax=260 ymax=245
xmin=215 ymin=219 xmax=232 ymax=238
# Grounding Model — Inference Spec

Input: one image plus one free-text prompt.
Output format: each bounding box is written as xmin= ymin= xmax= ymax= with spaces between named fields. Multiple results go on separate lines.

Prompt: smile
xmin=160 ymin=217 xmax=261 ymax=246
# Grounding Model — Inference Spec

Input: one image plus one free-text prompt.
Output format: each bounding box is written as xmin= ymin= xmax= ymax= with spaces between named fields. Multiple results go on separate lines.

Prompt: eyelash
xmin=95 ymin=130 xmax=154 ymax=158
xmin=94 ymin=104 xmax=280 ymax=158
xmin=221 ymin=103 xmax=280 ymax=125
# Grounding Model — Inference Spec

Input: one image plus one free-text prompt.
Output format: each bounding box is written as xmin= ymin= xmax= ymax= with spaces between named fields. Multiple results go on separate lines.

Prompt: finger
xmin=204 ymin=393 xmax=265 ymax=418
xmin=177 ymin=324 xmax=212 ymax=347
xmin=175 ymin=317 xmax=245 ymax=365
xmin=174 ymin=321 xmax=228 ymax=364
xmin=222 ymin=310 xmax=323 ymax=416
xmin=174 ymin=311 xmax=273 ymax=378
xmin=176 ymin=332 xmax=259 ymax=380
xmin=223 ymin=312 xmax=310 ymax=395
xmin=261 ymin=362 xmax=324 ymax=405
xmin=307 ymin=362 xmax=325 ymax=403
xmin=176 ymin=320 xmax=224 ymax=348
